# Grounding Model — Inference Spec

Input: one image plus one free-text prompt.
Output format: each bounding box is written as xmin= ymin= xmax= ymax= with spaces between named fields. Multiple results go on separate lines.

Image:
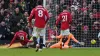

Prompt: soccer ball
xmin=91 ymin=39 xmax=96 ymax=44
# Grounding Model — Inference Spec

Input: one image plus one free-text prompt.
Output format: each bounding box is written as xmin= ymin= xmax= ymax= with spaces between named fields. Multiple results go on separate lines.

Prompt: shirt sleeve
xmin=28 ymin=8 xmax=35 ymax=23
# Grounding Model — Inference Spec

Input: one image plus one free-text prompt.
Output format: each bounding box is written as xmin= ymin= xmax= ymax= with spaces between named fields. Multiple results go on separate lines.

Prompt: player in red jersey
xmin=8 ymin=28 xmax=32 ymax=48
xmin=56 ymin=5 xmax=84 ymax=49
xmin=28 ymin=1 xmax=49 ymax=52
xmin=56 ymin=5 xmax=72 ymax=49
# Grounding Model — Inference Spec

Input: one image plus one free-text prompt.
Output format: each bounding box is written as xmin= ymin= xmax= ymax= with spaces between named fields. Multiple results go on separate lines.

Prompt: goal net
xmin=44 ymin=0 xmax=100 ymax=47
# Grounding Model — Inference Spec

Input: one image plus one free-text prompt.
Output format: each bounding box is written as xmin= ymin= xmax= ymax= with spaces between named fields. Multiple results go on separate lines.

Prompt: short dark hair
xmin=63 ymin=5 xmax=67 ymax=10
xmin=18 ymin=26 xmax=24 ymax=30
xmin=37 ymin=0 xmax=43 ymax=5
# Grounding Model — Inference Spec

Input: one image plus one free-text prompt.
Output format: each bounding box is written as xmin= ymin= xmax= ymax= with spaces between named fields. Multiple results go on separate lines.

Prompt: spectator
xmin=10 ymin=22 xmax=22 ymax=34
xmin=88 ymin=13 xmax=95 ymax=32
xmin=60 ymin=0 xmax=64 ymax=5
xmin=87 ymin=4 xmax=92 ymax=13
xmin=92 ymin=9 xmax=100 ymax=19
xmin=8 ymin=3 xmax=14 ymax=15
xmin=70 ymin=23 xmax=77 ymax=35
xmin=82 ymin=25 xmax=89 ymax=38
xmin=19 ymin=0 xmax=26 ymax=11
xmin=76 ymin=20 xmax=83 ymax=39
xmin=0 ymin=8 xmax=4 ymax=22
xmin=23 ymin=11 xmax=29 ymax=24
xmin=92 ymin=21 xmax=100 ymax=38
xmin=13 ymin=0 xmax=23 ymax=13
xmin=0 ymin=21 xmax=9 ymax=40
xmin=91 ymin=0 xmax=100 ymax=10
xmin=18 ymin=11 xmax=28 ymax=29
xmin=23 ymin=11 xmax=30 ymax=34
xmin=46 ymin=5 xmax=50 ymax=10
xmin=0 ymin=3 xmax=2 ymax=9
xmin=81 ymin=2 xmax=88 ymax=12
xmin=74 ymin=8 xmax=82 ymax=20
xmin=3 ymin=0 xmax=10 ymax=9
xmin=82 ymin=10 xmax=89 ymax=25
xmin=4 ymin=13 xmax=11 ymax=28
xmin=12 ymin=7 xmax=23 ymax=27
xmin=71 ymin=0 xmax=79 ymax=10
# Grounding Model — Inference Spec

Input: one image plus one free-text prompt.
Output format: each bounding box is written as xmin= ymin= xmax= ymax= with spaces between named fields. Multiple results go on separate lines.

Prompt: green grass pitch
xmin=0 ymin=48 xmax=100 ymax=56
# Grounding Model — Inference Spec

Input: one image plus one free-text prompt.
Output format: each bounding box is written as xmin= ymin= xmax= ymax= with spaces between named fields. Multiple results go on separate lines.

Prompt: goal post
xmin=43 ymin=0 xmax=46 ymax=44
xmin=42 ymin=0 xmax=100 ymax=47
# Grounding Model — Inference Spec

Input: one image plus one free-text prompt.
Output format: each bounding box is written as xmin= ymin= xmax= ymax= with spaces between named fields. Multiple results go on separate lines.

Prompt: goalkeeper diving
xmin=50 ymin=5 xmax=84 ymax=49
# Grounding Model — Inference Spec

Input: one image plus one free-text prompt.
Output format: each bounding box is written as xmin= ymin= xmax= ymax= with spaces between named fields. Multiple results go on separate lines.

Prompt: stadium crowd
xmin=0 ymin=0 xmax=37 ymax=40
xmin=46 ymin=0 xmax=100 ymax=46
xmin=0 ymin=0 xmax=100 ymax=46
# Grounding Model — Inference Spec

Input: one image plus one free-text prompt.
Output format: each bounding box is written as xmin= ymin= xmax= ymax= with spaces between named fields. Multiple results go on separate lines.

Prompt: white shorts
xmin=32 ymin=27 xmax=45 ymax=37
xmin=61 ymin=29 xmax=70 ymax=36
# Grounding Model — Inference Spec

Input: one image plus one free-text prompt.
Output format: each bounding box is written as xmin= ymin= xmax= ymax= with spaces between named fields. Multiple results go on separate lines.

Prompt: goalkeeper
xmin=50 ymin=5 xmax=84 ymax=49
xmin=50 ymin=33 xmax=84 ymax=49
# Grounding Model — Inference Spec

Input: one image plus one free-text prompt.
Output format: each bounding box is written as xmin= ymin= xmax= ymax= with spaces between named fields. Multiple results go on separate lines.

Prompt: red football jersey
xmin=9 ymin=30 xmax=31 ymax=46
xmin=56 ymin=10 xmax=72 ymax=30
xmin=28 ymin=5 xmax=49 ymax=28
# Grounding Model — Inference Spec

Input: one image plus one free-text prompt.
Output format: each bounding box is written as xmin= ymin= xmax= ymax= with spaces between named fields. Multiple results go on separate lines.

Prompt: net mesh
xmin=45 ymin=0 xmax=100 ymax=47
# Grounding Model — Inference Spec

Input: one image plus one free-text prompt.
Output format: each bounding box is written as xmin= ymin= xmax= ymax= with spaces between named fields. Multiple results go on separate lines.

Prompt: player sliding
xmin=50 ymin=33 xmax=84 ymax=49
xmin=55 ymin=5 xmax=84 ymax=49
xmin=28 ymin=1 xmax=49 ymax=52
xmin=8 ymin=27 xmax=32 ymax=48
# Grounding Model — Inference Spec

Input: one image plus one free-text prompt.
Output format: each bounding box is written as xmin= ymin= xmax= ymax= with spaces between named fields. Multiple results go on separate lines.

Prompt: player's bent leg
xmin=63 ymin=44 xmax=72 ymax=49
xmin=56 ymin=34 xmax=63 ymax=39
xmin=61 ymin=29 xmax=71 ymax=45
xmin=50 ymin=43 xmax=61 ymax=48
xmin=63 ymin=45 xmax=69 ymax=48
xmin=64 ymin=34 xmax=71 ymax=45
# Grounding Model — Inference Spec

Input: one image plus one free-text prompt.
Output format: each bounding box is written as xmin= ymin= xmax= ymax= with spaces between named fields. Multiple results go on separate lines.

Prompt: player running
xmin=28 ymin=1 xmax=49 ymax=52
xmin=55 ymin=5 xmax=84 ymax=49
xmin=8 ymin=28 xmax=32 ymax=48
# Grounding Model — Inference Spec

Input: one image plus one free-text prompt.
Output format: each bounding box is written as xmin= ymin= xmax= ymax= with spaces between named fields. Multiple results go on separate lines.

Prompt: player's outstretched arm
xmin=69 ymin=33 xmax=84 ymax=45
xmin=8 ymin=34 xmax=17 ymax=47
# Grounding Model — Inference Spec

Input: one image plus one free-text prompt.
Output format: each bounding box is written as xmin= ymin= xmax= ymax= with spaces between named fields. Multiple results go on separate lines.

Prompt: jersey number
xmin=62 ymin=15 xmax=67 ymax=22
xmin=38 ymin=10 xmax=43 ymax=17
xmin=20 ymin=36 xmax=24 ymax=40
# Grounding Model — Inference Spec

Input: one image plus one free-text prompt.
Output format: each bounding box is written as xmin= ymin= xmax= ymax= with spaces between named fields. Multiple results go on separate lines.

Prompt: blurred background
xmin=0 ymin=0 xmax=100 ymax=47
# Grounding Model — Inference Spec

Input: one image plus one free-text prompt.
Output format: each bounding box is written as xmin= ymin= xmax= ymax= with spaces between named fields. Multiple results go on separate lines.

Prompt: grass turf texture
xmin=0 ymin=48 xmax=100 ymax=56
